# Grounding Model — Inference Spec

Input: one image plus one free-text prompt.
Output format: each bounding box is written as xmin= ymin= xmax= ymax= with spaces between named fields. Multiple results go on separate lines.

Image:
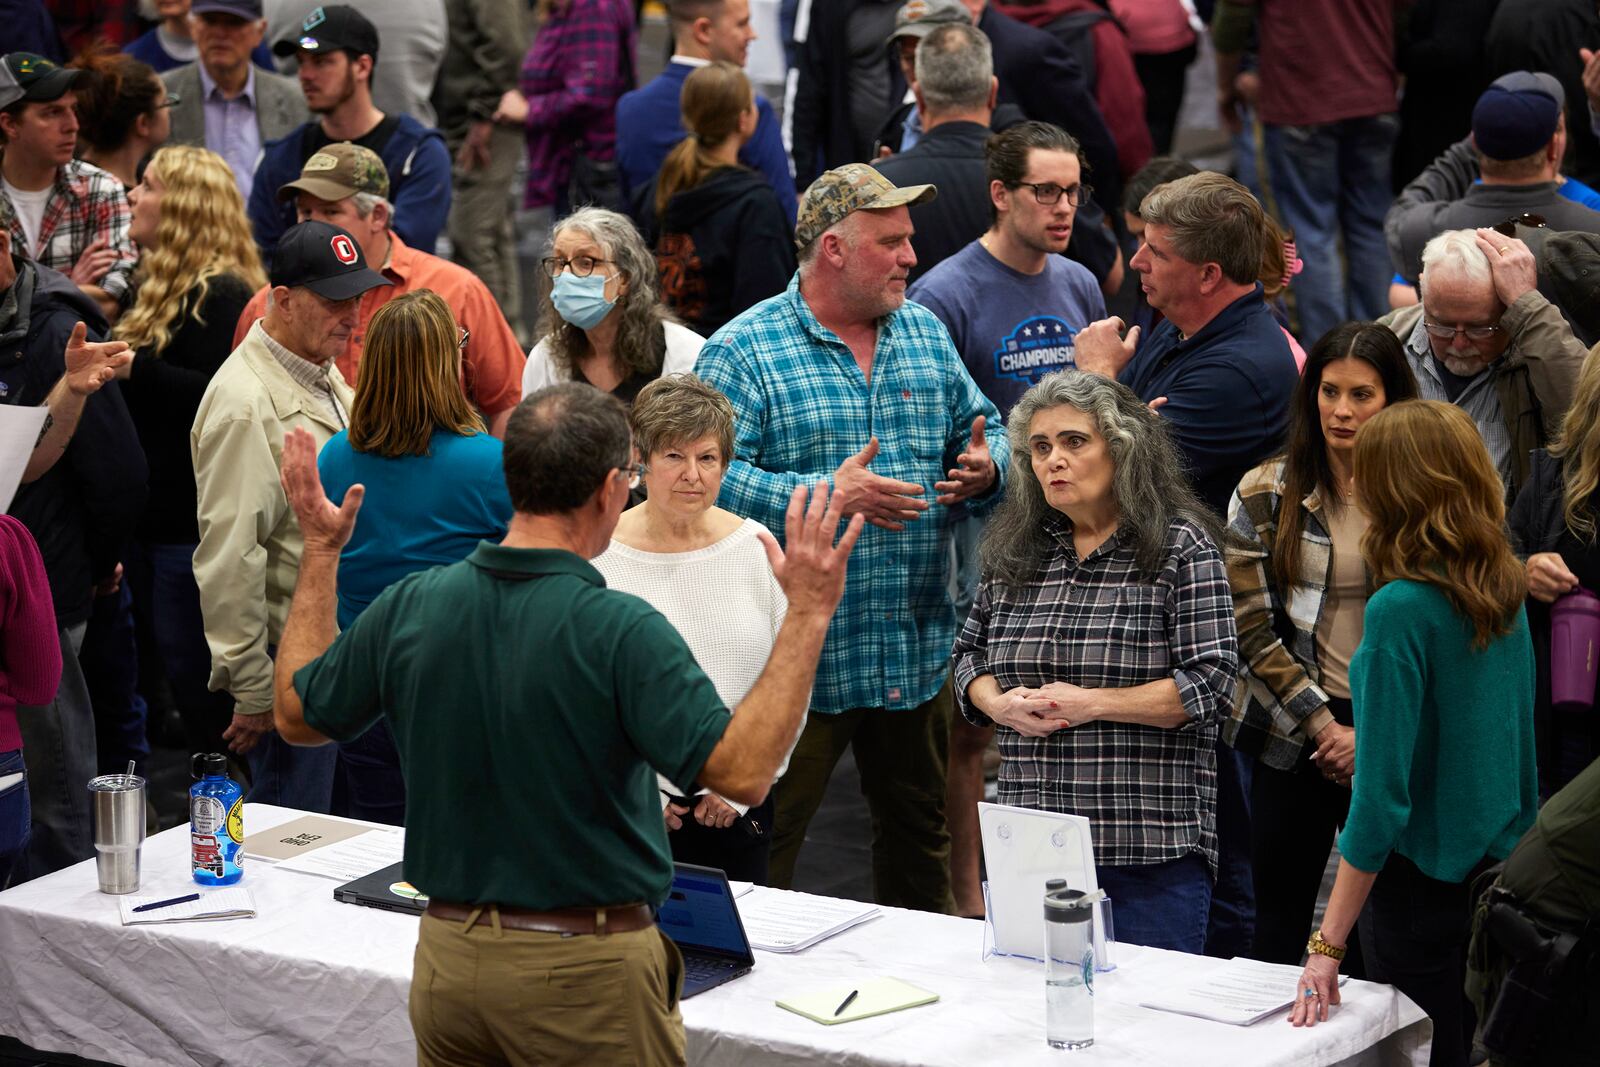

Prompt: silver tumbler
xmin=89 ymin=773 xmax=145 ymax=894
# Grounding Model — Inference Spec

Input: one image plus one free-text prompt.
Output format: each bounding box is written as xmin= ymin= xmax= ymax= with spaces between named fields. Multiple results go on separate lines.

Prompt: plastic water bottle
xmin=190 ymin=753 xmax=243 ymax=885
xmin=1044 ymin=881 xmax=1097 ymax=1050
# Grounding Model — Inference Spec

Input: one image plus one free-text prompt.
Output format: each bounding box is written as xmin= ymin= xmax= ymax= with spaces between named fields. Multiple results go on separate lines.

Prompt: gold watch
xmin=1306 ymin=929 xmax=1347 ymax=962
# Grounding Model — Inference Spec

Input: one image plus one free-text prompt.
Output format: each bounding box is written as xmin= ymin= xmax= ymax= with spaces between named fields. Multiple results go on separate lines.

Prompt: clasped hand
xmin=985 ymin=682 xmax=1093 ymax=737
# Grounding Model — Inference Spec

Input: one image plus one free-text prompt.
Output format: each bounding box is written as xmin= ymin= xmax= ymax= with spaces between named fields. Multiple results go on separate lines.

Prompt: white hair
xmin=1419 ymin=229 xmax=1493 ymax=298
xmin=351 ymin=192 xmax=393 ymax=223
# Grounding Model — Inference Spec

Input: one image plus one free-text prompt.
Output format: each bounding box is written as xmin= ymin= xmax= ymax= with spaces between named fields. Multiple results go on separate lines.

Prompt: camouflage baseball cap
xmin=795 ymin=164 xmax=936 ymax=251
xmin=884 ymin=0 xmax=972 ymax=47
xmin=276 ymin=142 xmax=390 ymax=203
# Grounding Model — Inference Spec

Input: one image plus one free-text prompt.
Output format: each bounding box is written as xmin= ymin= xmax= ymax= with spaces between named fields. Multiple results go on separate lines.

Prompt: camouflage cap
xmin=884 ymin=0 xmax=972 ymax=47
xmin=276 ymin=141 xmax=390 ymax=204
xmin=795 ymin=164 xmax=936 ymax=251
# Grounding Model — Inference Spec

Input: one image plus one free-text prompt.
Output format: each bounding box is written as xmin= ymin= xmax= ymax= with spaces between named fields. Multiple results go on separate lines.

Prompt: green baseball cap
xmin=795 ymin=163 xmax=936 ymax=251
xmin=276 ymin=141 xmax=390 ymax=203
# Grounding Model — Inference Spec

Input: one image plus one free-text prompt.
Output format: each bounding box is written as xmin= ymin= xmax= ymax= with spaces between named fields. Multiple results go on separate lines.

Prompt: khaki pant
xmin=767 ymin=679 xmax=955 ymax=914
xmin=447 ymin=123 xmax=525 ymax=343
xmin=410 ymin=910 xmax=685 ymax=1066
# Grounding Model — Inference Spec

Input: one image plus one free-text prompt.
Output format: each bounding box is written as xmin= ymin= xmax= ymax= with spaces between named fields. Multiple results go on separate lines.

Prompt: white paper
xmin=270 ymin=828 xmax=403 ymax=882
xmin=119 ymin=887 xmax=256 ymax=925
xmin=729 ymin=881 xmax=755 ymax=899
xmin=0 ymin=405 xmax=49 ymax=512
xmin=1140 ymin=957 xmax=1350 ymax=1026
xmin=737 ymin=890 xmax=880 ymax=953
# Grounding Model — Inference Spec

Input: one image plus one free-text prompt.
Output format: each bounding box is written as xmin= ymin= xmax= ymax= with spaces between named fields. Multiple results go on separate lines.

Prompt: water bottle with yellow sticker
xmin=190 ymin=753 xmax=244 ymax=885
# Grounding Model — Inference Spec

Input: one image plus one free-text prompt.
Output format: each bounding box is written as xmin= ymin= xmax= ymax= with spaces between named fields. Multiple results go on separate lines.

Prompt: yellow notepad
xmin=776 ymin=977 xmax=939 ymax=1025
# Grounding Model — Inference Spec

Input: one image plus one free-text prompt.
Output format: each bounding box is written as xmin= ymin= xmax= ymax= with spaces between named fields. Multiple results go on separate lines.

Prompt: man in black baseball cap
xmin=248 ymin=6 xmax=452 ymax=262
xmin=189 ymin=219 xmax=389 ymax=811
xmin=0 ymin=52 xmax=84 ymax=111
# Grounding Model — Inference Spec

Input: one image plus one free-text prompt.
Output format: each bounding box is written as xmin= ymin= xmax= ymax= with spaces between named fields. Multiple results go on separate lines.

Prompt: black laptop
xmin=333 ymin=861 xmax=430 ymax=915
xmin=656 ymin=863 xmax=756 ymax=998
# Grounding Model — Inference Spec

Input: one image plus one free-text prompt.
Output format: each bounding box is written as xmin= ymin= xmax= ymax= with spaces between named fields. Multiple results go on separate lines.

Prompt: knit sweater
xmin=1339 ymin=579 xmax=1539 ymax=881
xmin=0 ymin=515 xmax=61 ymax=751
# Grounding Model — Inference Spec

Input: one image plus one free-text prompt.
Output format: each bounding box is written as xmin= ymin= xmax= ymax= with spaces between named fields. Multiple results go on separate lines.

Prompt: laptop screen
xmin=657 ymin=864 xmax=752 ymax=960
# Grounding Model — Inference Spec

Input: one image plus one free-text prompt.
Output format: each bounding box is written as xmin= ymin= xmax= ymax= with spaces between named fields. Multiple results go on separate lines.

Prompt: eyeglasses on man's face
xmin=1421 ymin=320 xmax=1505 ymax=341
xmin=621 ymin=462 xmax=649 ymax=490
xmin=541 ymin=255 xmax=612 ymax=278
xmin=1012 ymin=182 xmax=1092 ymax=207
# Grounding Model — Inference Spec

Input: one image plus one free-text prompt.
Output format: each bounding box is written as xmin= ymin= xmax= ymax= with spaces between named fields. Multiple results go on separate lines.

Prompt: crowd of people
xmin=2 ymin=0 xmax=1600 ymax=1065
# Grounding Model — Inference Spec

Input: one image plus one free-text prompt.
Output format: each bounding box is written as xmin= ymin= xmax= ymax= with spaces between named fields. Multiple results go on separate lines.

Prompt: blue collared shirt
xmin=200 ymin=64 xmax=262 ymax=201
xmin=695 ymin=275 xmax=1006 ymax=714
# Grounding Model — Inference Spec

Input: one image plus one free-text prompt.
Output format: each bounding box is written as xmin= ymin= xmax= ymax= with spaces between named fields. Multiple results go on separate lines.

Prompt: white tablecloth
xmin=0 ymin=806 xmax=1431 ymax=1067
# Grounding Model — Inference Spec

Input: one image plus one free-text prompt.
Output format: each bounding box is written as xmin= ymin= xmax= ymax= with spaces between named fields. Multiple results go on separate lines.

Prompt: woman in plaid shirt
xmin=1224 ymin=323 xmax=1417 ymax=971
xmin=952 ymin=370 xmax=1238 ymax=953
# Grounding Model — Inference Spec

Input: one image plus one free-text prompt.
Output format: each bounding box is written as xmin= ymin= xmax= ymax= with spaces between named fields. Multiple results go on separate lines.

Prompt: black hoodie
xmin=642 ymin=166 xmax=796 ymax=339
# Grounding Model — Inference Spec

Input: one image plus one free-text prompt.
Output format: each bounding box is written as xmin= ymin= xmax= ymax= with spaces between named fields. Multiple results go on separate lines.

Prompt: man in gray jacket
xmin=162 ymin=0 xmax=308 ymax=200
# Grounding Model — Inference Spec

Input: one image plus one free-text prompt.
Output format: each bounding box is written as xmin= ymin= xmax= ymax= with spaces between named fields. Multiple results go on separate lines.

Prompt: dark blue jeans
xmin=338 ymin=718 xmax=406 ymax=826
xmin=16 ymin=621 xmax=95 ymax=880
xmin=129 ymin=542 xmax=234 ymax=757
xmin=1263 ymin=112 xmax=1398 ymax=345
xmin=1096 ymin=852 xmax=1213 ymax=954
xmin=0 ymin=748 xmax=30 ymax=890
xmin=79 ymin=580 xmax=149 ymax=777
xmin=1205 ymin=741 xmax=1256 ymax=958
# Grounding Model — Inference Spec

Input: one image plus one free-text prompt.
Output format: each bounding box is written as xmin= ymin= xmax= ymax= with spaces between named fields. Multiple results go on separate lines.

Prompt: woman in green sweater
xmin=1290 ymin=401 xmax=1538 ymax=1067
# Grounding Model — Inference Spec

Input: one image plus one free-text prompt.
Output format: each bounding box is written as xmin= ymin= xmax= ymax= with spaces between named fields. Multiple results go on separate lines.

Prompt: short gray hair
xmin=1419 ymin=229 xmax=1493 ymax=298
xmin=915 ymin=24 xmax=992 ymax=115
xmin=1138 ymin=171 xmax=1265 ymax=285
xmin=980 ymin=370 xmax=1225 ymax=585
xmin=351 ymin=191 xmax=393 ymax=222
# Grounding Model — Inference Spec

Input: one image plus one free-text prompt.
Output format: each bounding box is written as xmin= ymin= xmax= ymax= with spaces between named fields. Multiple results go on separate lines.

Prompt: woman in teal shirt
xmin=1291 ymin=401 xmax=1537 ymax=1067
xmin=318 ymin=290 xmax=513 ymax=824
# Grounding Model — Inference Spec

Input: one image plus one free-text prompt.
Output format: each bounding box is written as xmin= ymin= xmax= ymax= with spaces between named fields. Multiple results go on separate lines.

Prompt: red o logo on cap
xmin=331 ymin=235 xmax=359 ymax=265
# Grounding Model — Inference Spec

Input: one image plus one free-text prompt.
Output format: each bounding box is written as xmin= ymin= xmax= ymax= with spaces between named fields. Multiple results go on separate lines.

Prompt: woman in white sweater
xmin=593 ymin=374 xmax=792 ymax=882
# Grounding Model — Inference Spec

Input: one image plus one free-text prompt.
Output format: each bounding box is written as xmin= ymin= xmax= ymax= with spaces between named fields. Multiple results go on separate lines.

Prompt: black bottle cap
xmin=192 ymin=752 xmax=228 ymax=779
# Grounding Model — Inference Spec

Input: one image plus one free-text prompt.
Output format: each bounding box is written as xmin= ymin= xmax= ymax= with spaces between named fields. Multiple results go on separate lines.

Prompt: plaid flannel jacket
xmin=1223 ymin=458 xmax=1346 ymax=771
xmin=695 ymin=275 xmax=1005 ymax=714
xmin=951 ymin=515 xmax=1238 ymax=874
xmin=4 ymin=160 xmax=137 ymax=305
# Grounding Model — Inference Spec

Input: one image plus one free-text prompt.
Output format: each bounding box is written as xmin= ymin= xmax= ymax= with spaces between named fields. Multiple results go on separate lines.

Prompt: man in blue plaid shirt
xmin=695 ymin=163 xmax=1006 ymax=913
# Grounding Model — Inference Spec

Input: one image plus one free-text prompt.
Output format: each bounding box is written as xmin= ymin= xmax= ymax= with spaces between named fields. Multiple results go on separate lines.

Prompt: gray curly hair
xmin=537 ymin=207 xmax=674 ymax=380
xmin=980 ymin=370 xmax=1226 ymax=585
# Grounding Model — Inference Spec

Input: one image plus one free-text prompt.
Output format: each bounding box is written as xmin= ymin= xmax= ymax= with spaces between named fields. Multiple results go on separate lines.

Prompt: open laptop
xmin=656 ymin=863 xmax=756 ymax=998
xmin=333 ymin=861 xmax=430 ymax=915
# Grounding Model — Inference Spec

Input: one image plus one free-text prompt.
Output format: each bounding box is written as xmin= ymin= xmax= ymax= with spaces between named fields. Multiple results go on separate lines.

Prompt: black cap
xmin=269 ymin=220 xmax=392 ymax=300
xmin=272 ymin=5 xmax=379 ymax=60
xmin=192 ymin=752 xmax=229 ymax=778
xmin=0 ymin=52 xmax=86 ymax=110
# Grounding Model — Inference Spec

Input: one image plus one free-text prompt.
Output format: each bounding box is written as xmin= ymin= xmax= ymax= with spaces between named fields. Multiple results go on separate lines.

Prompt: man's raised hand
xmin=832 ymin=436 xmax=929 ymax=531
xmin=279 ymin=427 xmax=364 ymax=555
xmin=935 ymin=415 xmax=997 ymax=505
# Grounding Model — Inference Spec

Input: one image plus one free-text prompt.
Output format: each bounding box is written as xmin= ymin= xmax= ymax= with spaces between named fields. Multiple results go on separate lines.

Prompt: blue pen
xmin=132 ymin=893 xmax=201 ymax=913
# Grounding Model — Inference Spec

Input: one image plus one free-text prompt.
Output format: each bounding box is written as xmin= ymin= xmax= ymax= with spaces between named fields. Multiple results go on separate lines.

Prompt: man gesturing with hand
xmin=695 ymin=164 xmax=1004 ymax=913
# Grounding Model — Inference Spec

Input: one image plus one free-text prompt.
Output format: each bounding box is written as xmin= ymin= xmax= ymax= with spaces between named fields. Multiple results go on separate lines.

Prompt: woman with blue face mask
xmin=521 ymin=207 xmax=703 ymax=406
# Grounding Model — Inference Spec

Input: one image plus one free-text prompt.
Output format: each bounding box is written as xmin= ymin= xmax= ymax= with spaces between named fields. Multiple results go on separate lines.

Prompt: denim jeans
xmin=128 ymin=542 xmax=234 ymax=758
xmin=338 ymin=718 xmax=406 ymax=826
xmin=245 ymin=731 xmax=340 ymax=813
xmin=0 ymin=748 xmax=30 ymax=890
xmin=79 ymin=580 xmax=149 ymax=777
xmin=1096 ymin=852 xmax=1214 ymax=954
xmin=1204 ymin=741 xmax=1256 ymax=958
xmin=945 ymin=511 xmax=987 ymax=627
xmin=1263 ymin=113 xmax=1398 ymax=346
xmin=15 ymin=622 xmax=95 ymax=880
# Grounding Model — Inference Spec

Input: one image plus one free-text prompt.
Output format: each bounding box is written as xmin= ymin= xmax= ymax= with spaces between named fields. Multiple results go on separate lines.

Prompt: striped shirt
xmin=695 ymin=275 xmax=1005 ymax=714
xmin=951 ymin=515 xmax=1238 ymax=873
xmin=259 ymin=326 xmax=346 ymax=428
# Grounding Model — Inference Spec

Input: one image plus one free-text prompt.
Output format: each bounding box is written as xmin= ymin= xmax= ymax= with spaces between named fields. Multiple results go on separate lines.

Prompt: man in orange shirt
xmin=233 ymin=143 xmax=524 ymax=434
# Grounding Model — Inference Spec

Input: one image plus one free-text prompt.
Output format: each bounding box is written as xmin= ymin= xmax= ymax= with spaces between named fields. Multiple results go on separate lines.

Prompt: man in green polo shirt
xmin=269 ymin=382 xmax=863 ymax=1065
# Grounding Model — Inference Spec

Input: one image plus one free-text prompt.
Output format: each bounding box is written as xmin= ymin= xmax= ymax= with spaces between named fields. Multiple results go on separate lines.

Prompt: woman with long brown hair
xmin=640 ymin=61 xmax=794 ymax=337
xmin=317 ymin=289 xmax=513 ymax=824
xmin=1291 ymin=401 xmax=1537 ymax=1067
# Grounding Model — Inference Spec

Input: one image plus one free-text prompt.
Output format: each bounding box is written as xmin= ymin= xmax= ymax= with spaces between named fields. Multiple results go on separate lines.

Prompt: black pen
xmin=132 ymin=893 xmax=200 ymax=913
xmin=833 ymin=989 xmax=859 ymax=1017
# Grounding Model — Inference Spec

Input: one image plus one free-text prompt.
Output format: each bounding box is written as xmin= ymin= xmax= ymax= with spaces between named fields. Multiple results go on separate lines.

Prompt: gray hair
xmin=502 ymin=382 xmax=632 ymax=514
xmin=538 ymin=207 xmax=674 ymax=379
xmin=351 ymin=191 xmax=393 ymax=223
xmin=980 ymin=370 xmax=1225 ymax=585
xmin=796 ymin=208 xmax=864 ymax=272
xmin=1138 ymin=171 xmax=1265 ymax=285
xmin=1419 ymin=229 xmax=1493 ymax=298
xmin=915 ymin=24 xmax=992 ymax=115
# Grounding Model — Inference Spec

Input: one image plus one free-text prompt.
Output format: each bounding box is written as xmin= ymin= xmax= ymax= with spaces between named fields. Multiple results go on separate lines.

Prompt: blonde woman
xmin=1509 ymin=350 xmax=1600 ymax=792
xmin=642 ymin=62 xmax=794 ymax=337
xmin=116 ymin=144 xmax=265 ymax=759
xmin=317 ymin=289 xmax=513 ymax=825
xmin=1292 ymin=402 xmax=1537 ymax=1067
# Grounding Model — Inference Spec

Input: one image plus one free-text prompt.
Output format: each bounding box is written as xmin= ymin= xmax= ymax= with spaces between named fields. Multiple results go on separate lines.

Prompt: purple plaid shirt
xmin=517 ymin=0 xmax=636 ymax=209
xmin=4 ymin=160 xmax=138 ymax=305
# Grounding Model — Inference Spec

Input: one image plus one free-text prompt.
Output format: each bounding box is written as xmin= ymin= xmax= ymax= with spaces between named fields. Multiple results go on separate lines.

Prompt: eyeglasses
xmin=1012 ymin=182 xmax=1092 ymax=207
xmin=541 ymin=255 xmax=612 ymax=278
xmin=157 ymin=92 xmax=181 ymax=108
xmin=458 ymin=326 xmax=469 ymax=349
xmin=621 ymin=462 xmax=649 ymax=489
xmin=1491 ymin=213 xmax=1547 ymax=237
xmin=1422 ymin=319 xmax=1505 ymax=341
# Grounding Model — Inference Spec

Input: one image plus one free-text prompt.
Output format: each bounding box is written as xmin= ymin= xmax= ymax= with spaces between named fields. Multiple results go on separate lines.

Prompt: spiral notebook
xmin=118 ymin=887 xmax=256 ymax=925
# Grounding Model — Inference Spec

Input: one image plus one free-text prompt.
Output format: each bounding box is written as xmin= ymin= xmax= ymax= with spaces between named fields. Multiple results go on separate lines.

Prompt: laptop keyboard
xmin=683 ymin=955 xmax=741 ymax=984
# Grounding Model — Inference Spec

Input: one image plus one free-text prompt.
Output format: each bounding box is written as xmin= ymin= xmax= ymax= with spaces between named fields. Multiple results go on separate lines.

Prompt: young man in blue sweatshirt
xmin=247 ymin=5 xmax=450 ymax=262
xmin=615 ymin=0 xmax=796 ymax=225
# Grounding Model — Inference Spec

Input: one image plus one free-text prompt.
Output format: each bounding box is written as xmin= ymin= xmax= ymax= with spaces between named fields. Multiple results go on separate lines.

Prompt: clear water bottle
xmin=1044 ymin=881 xmax=1097 ymax=1050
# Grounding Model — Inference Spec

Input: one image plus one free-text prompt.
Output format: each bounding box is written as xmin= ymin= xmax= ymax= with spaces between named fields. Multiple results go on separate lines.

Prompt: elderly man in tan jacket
xmin=190 ymin=220 xmax=390 ymax=810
